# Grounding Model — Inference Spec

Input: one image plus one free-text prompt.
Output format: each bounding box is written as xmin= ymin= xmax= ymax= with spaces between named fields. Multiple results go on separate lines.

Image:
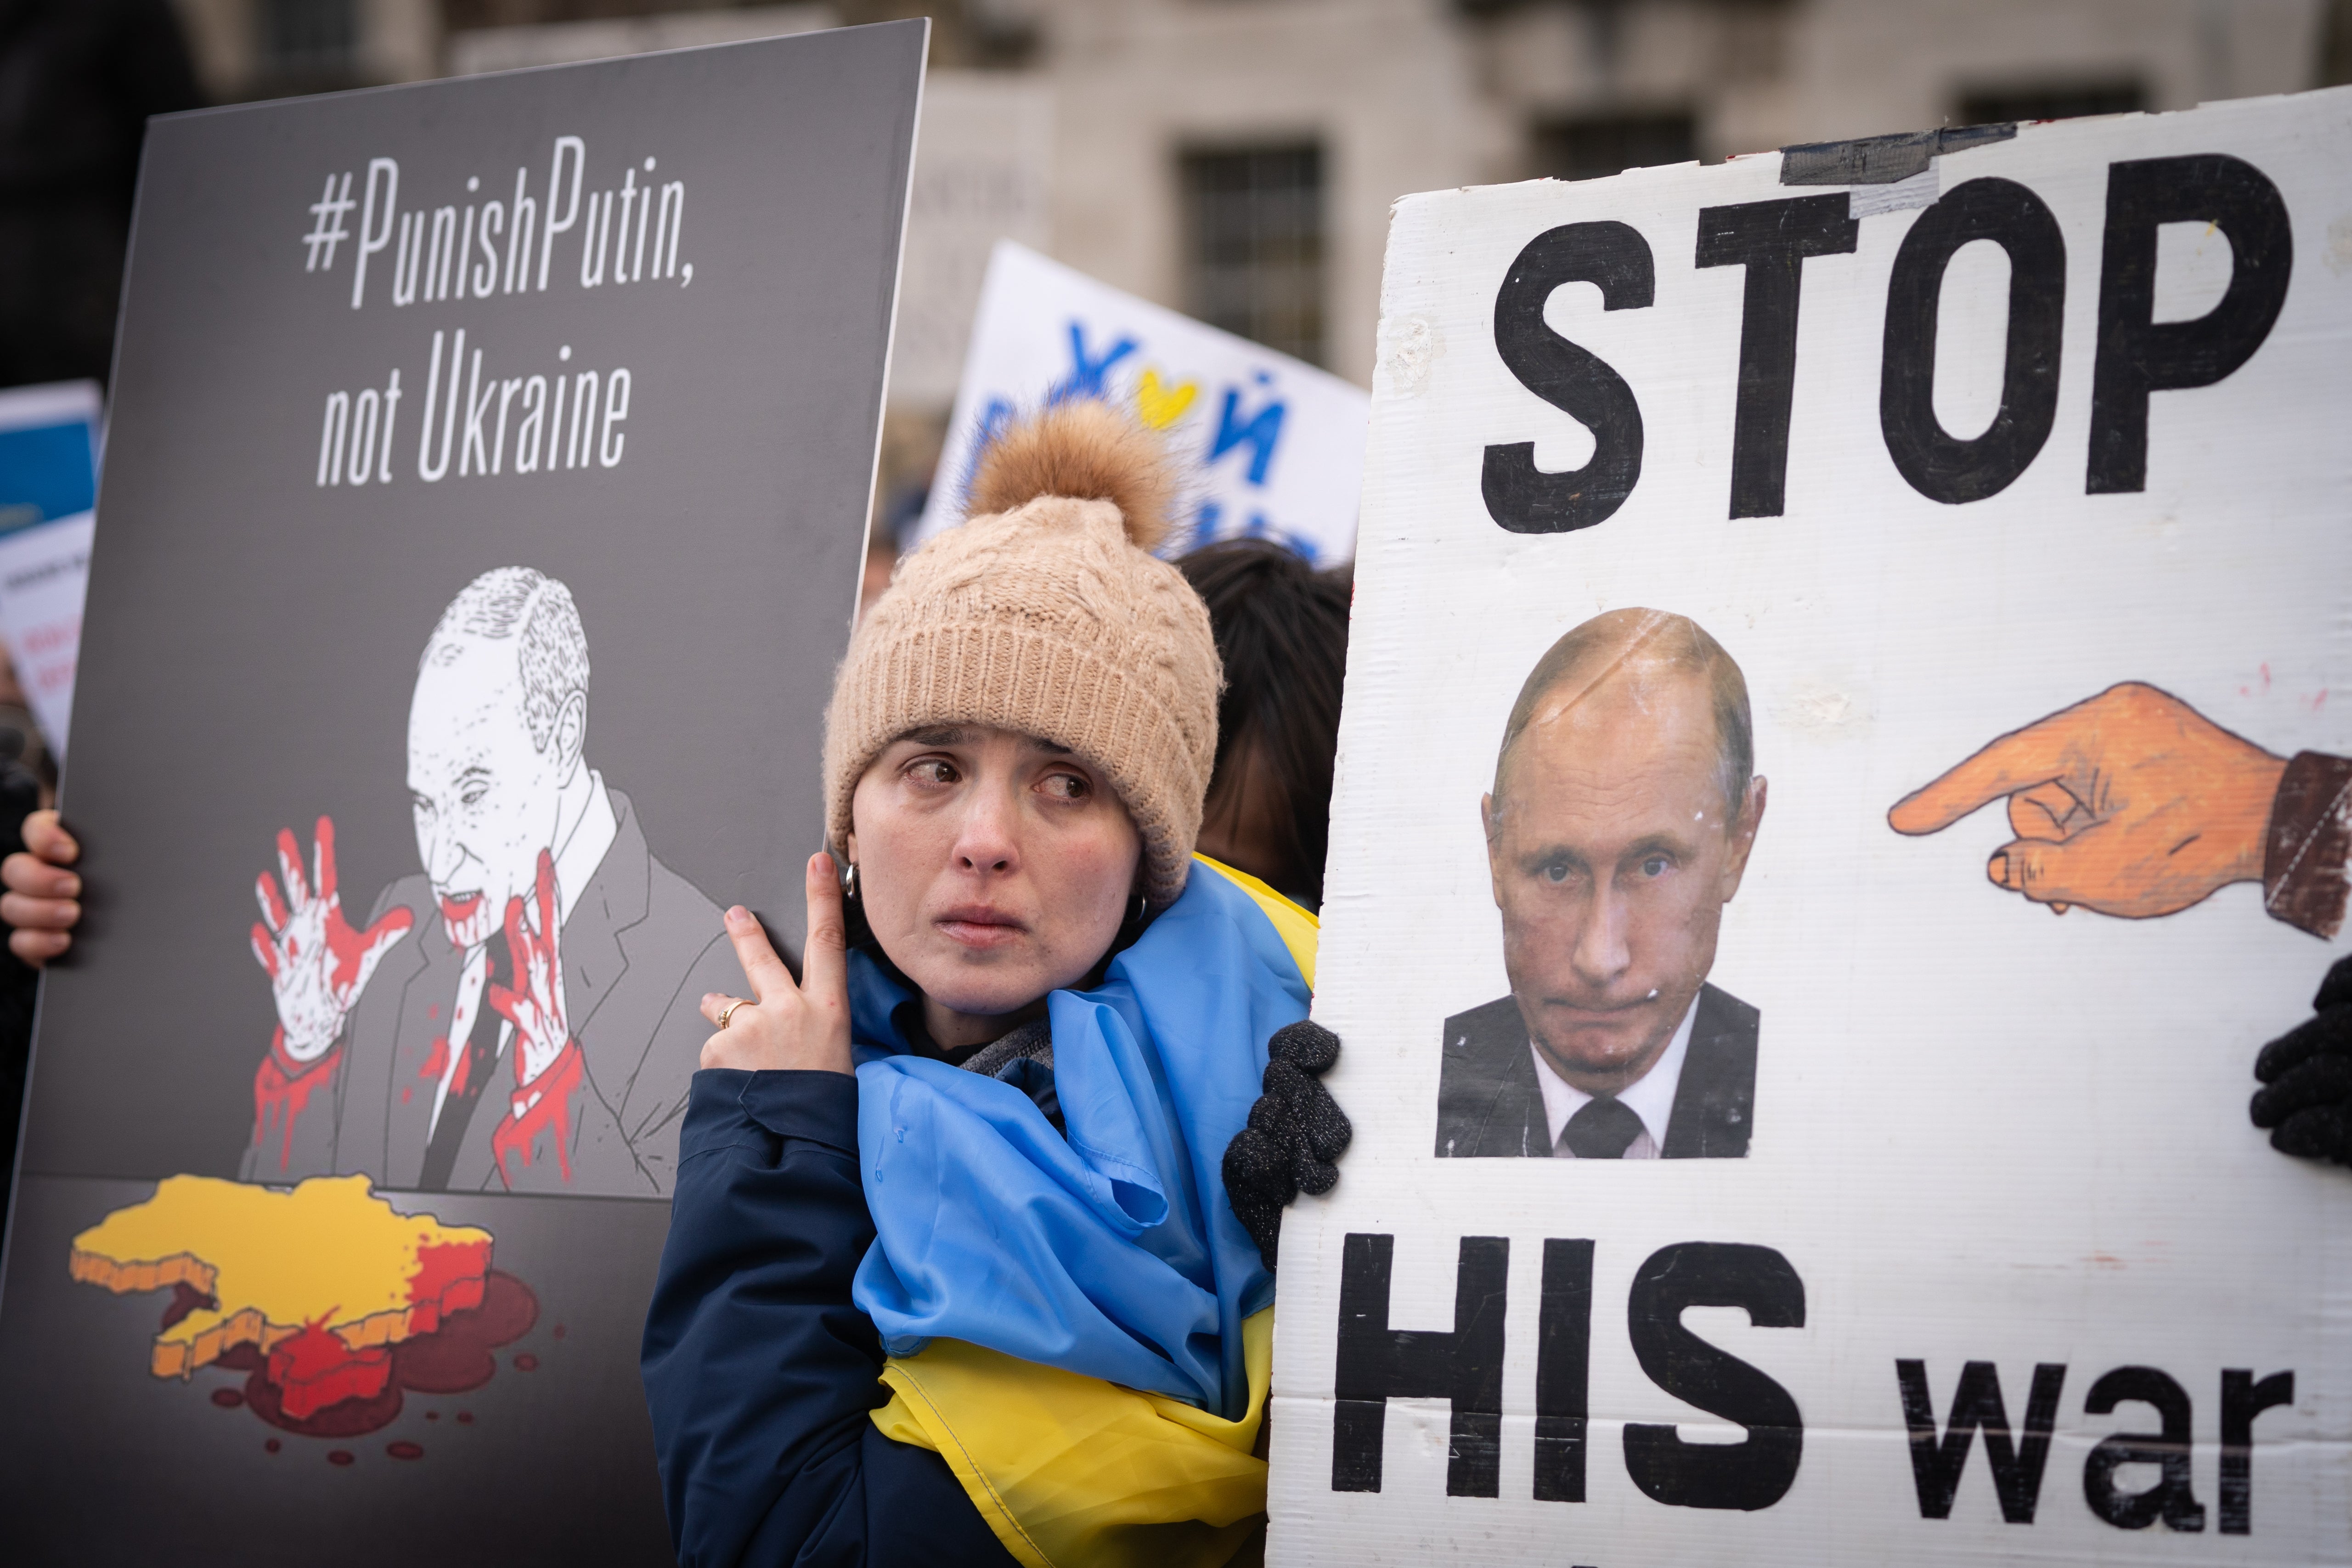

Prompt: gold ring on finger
xmin=717 ymin=999 xmax=747 ymax=1029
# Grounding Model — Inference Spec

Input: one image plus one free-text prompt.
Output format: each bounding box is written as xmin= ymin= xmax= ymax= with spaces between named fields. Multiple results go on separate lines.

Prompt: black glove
xmin=1223 ymin=1020 xmax=1353 ymax=1271
xmin=2249 ymin=953 xmax=2352 ymax=1163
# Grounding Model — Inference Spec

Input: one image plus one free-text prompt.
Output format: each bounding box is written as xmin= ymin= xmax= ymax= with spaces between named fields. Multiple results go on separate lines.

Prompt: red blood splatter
xmin=491 ymin=1038 xmax=586 ymax=1183
xmin=268 ymin=1315 xmax=395 ymax=1419
xmin=513 ymin=1353 xmax=538 ymax=1372
xmin=243 ymin=1363 xmax=403 ymax=1437
xmin=327 ymin=1450 xmax=355 ymax=1466
xmin=387 ymin=1441 xmax=424 ymax=1461
xmin=395 ymin=1272 xmax=536 ymax=1393
xmin=226 ymin=1273 xmax=537 ymax=1439
xmin=407 ymin=1239 xmax=492 ymax=1331
xmin=265 ymin=1438 xmax=281 ymax=1453
xmin=251 ymin=1037 xmax=342 ymax=1175
xmin=161 ymin=1282 xmax=217 ymax=1331
xmin=210 ymin=1388 xmax=245 ymax=1409
xmin=424 ymin=1410 xmax=440 ymax=1421
xmin=401 ymin=1087 xmax=412 ymax=1104
xmin=419 ymin=1034 xmax=450 ymax=1082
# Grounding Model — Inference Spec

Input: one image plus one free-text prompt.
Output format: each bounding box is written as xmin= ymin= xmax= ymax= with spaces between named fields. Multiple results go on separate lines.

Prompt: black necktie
xmin=417 ymin=944 xmax=508 ymax=1191
xmin=1561 ymin=1095 xmax=1645 ymax=1159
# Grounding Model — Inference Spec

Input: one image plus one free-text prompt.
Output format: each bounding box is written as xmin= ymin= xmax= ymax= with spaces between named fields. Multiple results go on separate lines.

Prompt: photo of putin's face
xmin=1480 ymin=609 xmax=1765 ymax=1098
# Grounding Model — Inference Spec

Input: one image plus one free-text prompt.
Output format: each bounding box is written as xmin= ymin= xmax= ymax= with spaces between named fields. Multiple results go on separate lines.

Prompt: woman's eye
xmin=907 ymin=759 xmax=958 ymax=787
xmin=1039 ymin=772 xmax=1089 ymax=801
xmin=460 ymin=787 xmax=487 ymax=807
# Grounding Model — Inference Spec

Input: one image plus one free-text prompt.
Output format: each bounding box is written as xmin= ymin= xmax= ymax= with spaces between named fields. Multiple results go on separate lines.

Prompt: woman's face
xmin=847 ymin=724 xmax=1142 ymax=1036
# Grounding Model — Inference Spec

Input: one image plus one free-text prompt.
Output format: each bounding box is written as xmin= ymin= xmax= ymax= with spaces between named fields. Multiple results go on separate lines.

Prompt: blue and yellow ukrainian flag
xmin=848 ymin=857 xmax=1316 ymax=1568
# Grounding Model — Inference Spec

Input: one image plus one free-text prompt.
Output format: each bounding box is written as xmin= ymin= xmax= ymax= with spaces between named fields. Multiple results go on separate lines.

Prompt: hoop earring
xmin=1130 ymin=892 xmax=1148 ymax=925
xmin=843 ymin=862 xmax=860 ymax=902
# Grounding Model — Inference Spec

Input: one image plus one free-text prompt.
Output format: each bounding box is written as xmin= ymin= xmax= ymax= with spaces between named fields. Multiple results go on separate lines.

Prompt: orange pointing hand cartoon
xmin=1888 ymin=683 xmax=2287 ymax=919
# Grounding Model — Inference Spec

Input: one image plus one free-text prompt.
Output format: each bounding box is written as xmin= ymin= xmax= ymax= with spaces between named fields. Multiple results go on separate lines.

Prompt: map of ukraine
xmin=70 ymin=1174 xmax=493 ymax=1418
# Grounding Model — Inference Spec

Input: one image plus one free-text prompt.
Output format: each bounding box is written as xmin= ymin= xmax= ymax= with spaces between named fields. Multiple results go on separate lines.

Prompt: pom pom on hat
xmin=822 ymin=401 xmax=1221 ymax=908
xmin=965 ymin=399 xmax=1177 ymax=553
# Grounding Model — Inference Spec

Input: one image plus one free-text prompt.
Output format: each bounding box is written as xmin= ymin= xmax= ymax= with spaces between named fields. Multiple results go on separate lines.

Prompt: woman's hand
xmin=698 ymin=851 xmax=854 ymax=1076
xmin=2 ymin=810 xmax=81 ymax=966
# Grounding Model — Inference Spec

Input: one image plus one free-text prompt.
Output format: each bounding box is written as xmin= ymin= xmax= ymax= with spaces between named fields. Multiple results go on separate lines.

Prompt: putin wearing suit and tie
xmin=239 ymin=567 xmax=739 ymax=1196
xmin=1436 ymin=608 xmax=1765 ymax=1161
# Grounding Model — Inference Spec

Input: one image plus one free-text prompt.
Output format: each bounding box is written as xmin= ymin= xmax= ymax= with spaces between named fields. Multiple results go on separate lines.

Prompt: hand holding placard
xmin=0 ymin=810 xmax=78 ymax=965
xmin=1888 ymin=683 xmax=2285 ymax=918
xmin=696 ymin=852 xmax=853 ymax=1076
xmin=2249 ymin=955 xmax=2352 ymax=1162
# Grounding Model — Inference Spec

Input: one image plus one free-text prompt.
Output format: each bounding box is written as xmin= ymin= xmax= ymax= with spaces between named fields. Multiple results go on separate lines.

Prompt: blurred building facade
xmin=161 ymin=0 xmax=2339 ymax=395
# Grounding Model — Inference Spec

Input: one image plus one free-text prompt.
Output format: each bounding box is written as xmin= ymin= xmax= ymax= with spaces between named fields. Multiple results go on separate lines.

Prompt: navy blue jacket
xmin=641 ymin=1068 xmax=1019 ymax=1568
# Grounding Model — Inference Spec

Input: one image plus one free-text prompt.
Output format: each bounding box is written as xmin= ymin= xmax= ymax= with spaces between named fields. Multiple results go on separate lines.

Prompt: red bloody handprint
xmin=250 ymin=817 xmax=413 ymax=1061
xmin=488 ymin=848 xmax=584 ymax=1181
xmin=487 ymin=848 xmax=571 ymax=1085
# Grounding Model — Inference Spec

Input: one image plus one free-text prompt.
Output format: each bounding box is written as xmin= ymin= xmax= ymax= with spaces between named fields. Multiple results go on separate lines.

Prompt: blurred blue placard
xmin=0 ymin=381 xmax=102 ymax=753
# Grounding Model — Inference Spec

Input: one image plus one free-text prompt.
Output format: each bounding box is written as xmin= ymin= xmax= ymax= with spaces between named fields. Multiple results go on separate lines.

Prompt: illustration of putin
xmin=239 ymin=567 xmax=739 ymax=1196
xmin=1436 ymin=608 xmax=1765 ymax=1160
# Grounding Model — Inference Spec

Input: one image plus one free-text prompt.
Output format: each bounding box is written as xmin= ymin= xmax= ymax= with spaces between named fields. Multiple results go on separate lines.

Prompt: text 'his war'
xmin=1334 ymin=1234 xmax=2297 ymax=1536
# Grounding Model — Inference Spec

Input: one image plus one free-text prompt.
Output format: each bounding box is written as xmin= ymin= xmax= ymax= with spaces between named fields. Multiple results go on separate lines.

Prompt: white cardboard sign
xmin=914 ymin=241 xmax=1369 ymax=565
xmin=1273 ymin=88 xmax=2352 ymax=1564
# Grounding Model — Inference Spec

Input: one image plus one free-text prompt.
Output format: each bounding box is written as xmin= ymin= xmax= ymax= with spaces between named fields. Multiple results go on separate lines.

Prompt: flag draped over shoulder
xmin=848 ymin=856 xmax=1313 ymax=1417
xmin=848 ymin=857 xmax=1317 ymax=1568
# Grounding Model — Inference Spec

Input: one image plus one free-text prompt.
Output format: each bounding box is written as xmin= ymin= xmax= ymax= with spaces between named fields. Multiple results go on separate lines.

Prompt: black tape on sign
xmin=1778 ymin=124 xmax=2017 ymax=186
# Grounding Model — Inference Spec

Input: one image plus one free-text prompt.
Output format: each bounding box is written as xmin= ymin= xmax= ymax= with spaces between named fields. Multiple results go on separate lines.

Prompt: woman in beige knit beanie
xmin=648 ymin=400 xmax=1351 ymax=1568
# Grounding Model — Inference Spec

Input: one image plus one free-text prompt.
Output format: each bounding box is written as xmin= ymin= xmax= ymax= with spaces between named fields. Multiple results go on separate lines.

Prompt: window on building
xmin=1958 ymin=83 xmax=2145 ymax=127
xmin=1180 ymin=145 xmax=1327 ymax=367
xmin=259 ymin=0 xmax=360 ymax=81
xmin=1532 ymin=113 xmax=1697 ymax=182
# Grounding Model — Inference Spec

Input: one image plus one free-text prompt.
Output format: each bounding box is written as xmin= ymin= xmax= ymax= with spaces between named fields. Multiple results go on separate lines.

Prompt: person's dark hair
xmin=1176 ymin=540 xmax=1352 ymax=908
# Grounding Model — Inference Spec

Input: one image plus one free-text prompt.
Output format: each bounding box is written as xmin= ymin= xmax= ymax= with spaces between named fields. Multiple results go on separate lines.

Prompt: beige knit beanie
xmin=823 ymin=401 xmax=1221 ymax=908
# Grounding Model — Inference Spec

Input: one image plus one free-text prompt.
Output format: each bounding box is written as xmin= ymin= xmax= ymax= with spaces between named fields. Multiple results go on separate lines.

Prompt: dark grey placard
xmin=0 ymin=22 xmax=921 ymax=1559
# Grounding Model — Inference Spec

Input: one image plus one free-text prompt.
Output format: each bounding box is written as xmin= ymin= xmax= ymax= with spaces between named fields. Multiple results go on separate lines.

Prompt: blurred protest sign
xmin=0 ymin=512 xmax=93 ymax=758
xmin=1275 ymin=88 xmax=2352 ymax=1563
xmin=915 ymin=240 xmax=1368 ymax=564
xmin=0 ymin=381 xmax=101 ymax=756
xmin=0 ymin=23 xmax=921 ymax=1565
xmin=890 ymin=79 xmax=1053 ymax=411
xmin=0 ymin=381 xmax=99 ymax=526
